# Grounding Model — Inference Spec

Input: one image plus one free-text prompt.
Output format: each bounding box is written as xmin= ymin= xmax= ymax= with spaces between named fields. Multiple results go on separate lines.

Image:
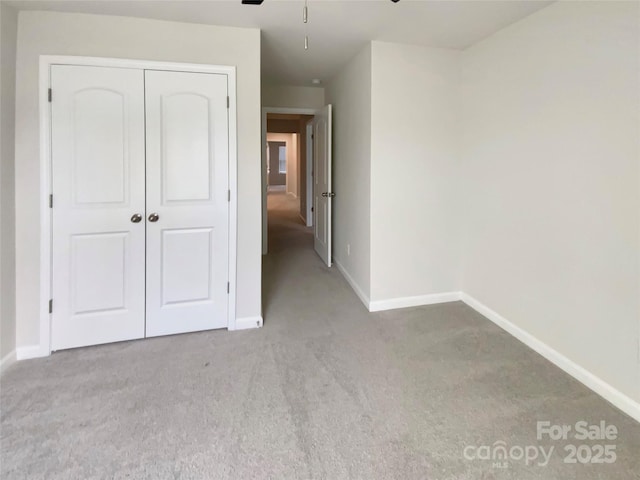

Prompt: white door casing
xmin=313 ymin=104 xmax=333 ymax=267
xmin=51 ymin=65 xmax=146 ymax=350
xmin=144 ymin=70 xmax=230 ymax=337
xmin=261 ymin=107 xmax=318 ymax=255
xmin=306 ymin=121 xmax=314 ymax=228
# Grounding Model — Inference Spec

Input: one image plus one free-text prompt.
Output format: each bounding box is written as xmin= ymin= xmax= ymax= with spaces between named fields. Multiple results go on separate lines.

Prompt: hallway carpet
xmin=1 ymin=192 xmax=639 ymax=479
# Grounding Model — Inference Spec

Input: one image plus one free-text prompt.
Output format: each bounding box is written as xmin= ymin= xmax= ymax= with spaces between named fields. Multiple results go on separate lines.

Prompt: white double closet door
xmin=51 ymin=65 xmax=230 ymax=351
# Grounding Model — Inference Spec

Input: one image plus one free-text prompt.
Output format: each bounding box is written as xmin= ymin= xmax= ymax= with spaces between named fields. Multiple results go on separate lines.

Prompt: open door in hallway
xmin=313 ymin=104 xmax=333 ymax=267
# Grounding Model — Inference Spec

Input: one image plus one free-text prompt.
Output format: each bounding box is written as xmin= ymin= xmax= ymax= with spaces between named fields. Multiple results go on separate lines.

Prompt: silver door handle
xmin=130 ymin=213 xmax=142 ymax=223
xmin=148 ymin=213 xmax=159 ymax=222
xmin=321 ymin=192 xmax=336 ymax=198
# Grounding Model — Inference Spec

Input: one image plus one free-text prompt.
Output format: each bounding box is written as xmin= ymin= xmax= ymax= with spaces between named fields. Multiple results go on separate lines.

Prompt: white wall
xmin=262 ymin=84 xmax=325 ymax=109
xmin=370 ymin=41 xmax=461 ymax=303
xmin=460 ymin=1 xmax=640 ymax=402
xmin=325 ymin=45 xmax=372 ymax=301
xmin=14 ymin=11 xmax=262 ymax=351
xmin=0 ymin=4 xmax=18 ymax=367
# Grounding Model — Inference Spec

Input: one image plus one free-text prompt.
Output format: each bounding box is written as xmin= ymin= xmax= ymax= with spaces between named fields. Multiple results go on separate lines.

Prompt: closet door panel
xmin=144 ymin=70 xmax=229 ymax=337
xmin=51 ymin=65 xmax=146 ymax=350
xmin=162 ymin=93 xmax=212 ymax=202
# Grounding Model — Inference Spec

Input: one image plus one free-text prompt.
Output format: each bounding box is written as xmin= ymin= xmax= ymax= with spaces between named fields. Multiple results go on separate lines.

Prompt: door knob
xmin=130 ymin=213 xmax=142 ymax=223
xmin=321 ymin=192 xmax=336 ymax=198
xmin=148 ymin=213 xmax=159 ymax=222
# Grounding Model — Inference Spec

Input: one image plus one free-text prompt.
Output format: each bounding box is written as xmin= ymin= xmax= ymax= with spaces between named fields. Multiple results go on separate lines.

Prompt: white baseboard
xmin=7 ymin=286 xmax=639 ymax=423
xmin=230 ymin=316 xmax=263 ymax=331
xmin=460 ymin=293 xmax=640 ymax=423
xmin=334 ymin=259 xmax=370 ymax=309
xmin=0 ymin=350 xmax=17 ymax=373
xmin=16 ymin=345 xmax=49 ymax=360
xmin=369 ymin=291 xmax=461 ymax=313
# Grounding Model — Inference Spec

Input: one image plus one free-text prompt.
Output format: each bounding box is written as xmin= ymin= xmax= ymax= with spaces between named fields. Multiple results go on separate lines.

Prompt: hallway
xmin=1 ymin=196 xmax=639 ymax=479
xmin=266 ymin=190 xmax=308 ymax=254
xmin=262 ymin=190 xmax=339 ymax=324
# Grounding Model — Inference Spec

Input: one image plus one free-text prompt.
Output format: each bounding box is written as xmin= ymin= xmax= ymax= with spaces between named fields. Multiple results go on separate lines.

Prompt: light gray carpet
xmin=1 ymin=191 xmax=639 ymax=479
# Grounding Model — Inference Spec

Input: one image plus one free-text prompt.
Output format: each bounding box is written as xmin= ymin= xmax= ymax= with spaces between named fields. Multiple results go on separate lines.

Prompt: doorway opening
xmin=261 ymin=106 xmax=333 ymax=263
xmin=260 ymin=105 xmax=333 ymax=318
xmin=265 ymin=113 xmax=315 ymax=254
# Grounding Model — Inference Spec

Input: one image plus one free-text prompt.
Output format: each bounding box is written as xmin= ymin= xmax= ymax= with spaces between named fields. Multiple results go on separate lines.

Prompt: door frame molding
xmin=261 ymin=106 xmax=318 ymax=255
xmin=39 ymin=55 xmax=239 ymax=355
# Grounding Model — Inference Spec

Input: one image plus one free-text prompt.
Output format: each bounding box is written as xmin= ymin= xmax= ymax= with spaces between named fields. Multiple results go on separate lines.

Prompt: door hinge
xmin=48 ymin=299 xmax=53 ymax=313
xmin=228 ymin=190 xmax=231 ymax=202
xmin=48 ymin=88 xmax=52 ymax=102
xmin=227 ymin=96 xmax=229 ymax=109
xmin=49 ymin=194 xmax=53 ymax=208
xmin=227 ymin=282 xmax=230 ymax=294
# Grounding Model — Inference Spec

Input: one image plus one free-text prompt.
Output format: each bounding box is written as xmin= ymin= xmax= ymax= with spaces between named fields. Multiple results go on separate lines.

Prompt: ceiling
xmin=7 ymin=0 xmax=554 ymax=86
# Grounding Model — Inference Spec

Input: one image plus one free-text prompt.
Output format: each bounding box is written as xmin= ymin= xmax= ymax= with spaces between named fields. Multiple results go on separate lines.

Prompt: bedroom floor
xmin=1 ymin=192 xmax=638 ymax=479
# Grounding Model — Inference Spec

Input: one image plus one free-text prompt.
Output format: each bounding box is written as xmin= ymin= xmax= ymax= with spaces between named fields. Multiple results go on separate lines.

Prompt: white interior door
xmin=144 ymin=70 xmax=229 ymax=337
xmin=51 ymin=65 xmax=146 ymax=350
xmin=313 ymin=104 xmax=333 ymax=266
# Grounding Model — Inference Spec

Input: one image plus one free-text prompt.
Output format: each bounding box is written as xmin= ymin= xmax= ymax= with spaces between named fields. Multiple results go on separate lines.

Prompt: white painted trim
xmin=16 ymin=345 xmax=48 ymax=360
xmin=369 ymin=291 xmax=461 ymax=313
xmin=261 ymin=109 xmax=268 ymax=255
xmin=305 ymin=121 xmax=313 ymax=227
xmin=39 ymin=55 xmax=239 ymax=353
xmin=229 ymin=316 xmax=263 ymax=331
xmin=334 ymin=260 xmax=370 ymax=309
xmin=226 ymin=67 xmax=239 ymax=332
xmin=39 ymin=56 xmax=53 ymax=357
xmin=41 ymin=55 xmax=237 ymax=74
xmin=460 ymin=293 xmax=640 ymax=423
xmin=340 ymin=283 xmax=640 ymax=422
xmin=0 ymin=350 xmax=17 ymax=373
